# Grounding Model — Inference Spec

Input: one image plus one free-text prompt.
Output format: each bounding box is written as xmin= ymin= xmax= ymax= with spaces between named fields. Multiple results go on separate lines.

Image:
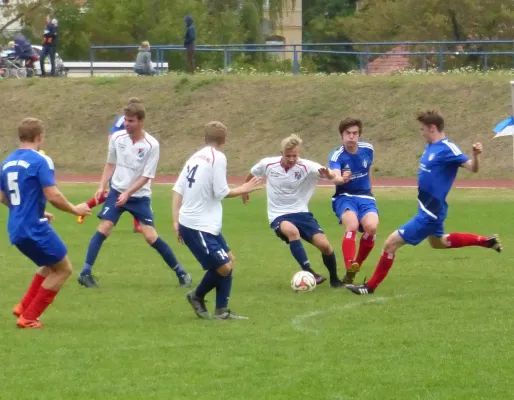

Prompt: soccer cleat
xmin=178 ymin=273 xmax=192 ymax=288
xmin=133 ymin=226 xmax=143 ymax=233
xmin=312 ymin=273 xmax=327 ymax=286
xmin=330 ymin=279 xmax=346 ymax=288
xmin=214 ymin=308 xmax=249 ymax=320
xmin=77 ymin=215 xmax=86 ymax=224
xmin=186 ymin=291 xmax=211 ymax=319
xmin=486 ymin=234 xmax=502 ymax=253
xmin=12 ymin=303 xmax=23 ymax=317
xmin=341 ymin=261 xmax=361 ymax=285
xmin=17 ymin=316 xmax=43 ymax=329
xmin=346 ymin=283 xmax=374 ymax=296
xmin=78 ymin=273 xmax=100 ymax=288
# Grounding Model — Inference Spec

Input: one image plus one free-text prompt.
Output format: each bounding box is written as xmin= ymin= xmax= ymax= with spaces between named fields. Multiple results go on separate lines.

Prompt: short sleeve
xmin=173 ymin=167 xmax=187 ymax=195
xmin=250 ymin=158 xmax=267 ymax=178
xmin=305 ymin=160 xmax=323 ymax=178
xmin=38 ymin=156 xmax=56 ymax=188
xmin=107 ymin=135 xmax=117 ymax=164
xmin=213 ymin=153 xmax=230 ymax=200
xmin=328 ymin=149 xmax=343 ymax=170
xmin=142 ymin=143 xmax=159 ymax=179
xmin=443 ymin=142 xmax=469 ymax=165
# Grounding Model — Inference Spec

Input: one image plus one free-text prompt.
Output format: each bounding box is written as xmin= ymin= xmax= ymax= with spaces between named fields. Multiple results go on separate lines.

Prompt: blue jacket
xmin=14 ymin=35 xmax=34 ymax=58
xmin=184 ymin=17 xmax=196 ymax=46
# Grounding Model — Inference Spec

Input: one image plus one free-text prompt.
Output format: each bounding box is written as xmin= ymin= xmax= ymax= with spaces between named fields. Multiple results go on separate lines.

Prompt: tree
xmin=0 ymin=0 xmax=72 ymax=35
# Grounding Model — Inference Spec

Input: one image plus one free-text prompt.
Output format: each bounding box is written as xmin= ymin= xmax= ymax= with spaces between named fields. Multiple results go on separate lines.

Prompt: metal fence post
xmin=224 ymin=49 xmax=228 ymax=72
xmin=422 ymin=54 xmax=427 ymax=71
xmin=438 ymin=44 xmax=444 ymax=72
xmin=89 ymin=46 xmax=94 ymax=77
xmin=293 ymin=45 xmax=299 ymax=75
xmin=484 ymin=53 xmax=489 ymax=72
xmin=365 ymin=45 xmax=370 ymax=75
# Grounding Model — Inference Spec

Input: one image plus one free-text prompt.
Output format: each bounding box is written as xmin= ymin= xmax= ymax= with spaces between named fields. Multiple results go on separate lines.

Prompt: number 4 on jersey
xmin=186 ymin=165 xmax=199 ymax=188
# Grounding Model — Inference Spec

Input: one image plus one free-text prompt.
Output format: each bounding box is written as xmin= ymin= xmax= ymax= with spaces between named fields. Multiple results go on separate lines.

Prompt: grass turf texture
xmin=0 ymin=74 xmax=513 ymax=179
xmin=0 ymin=185 xmax=512 ymax=400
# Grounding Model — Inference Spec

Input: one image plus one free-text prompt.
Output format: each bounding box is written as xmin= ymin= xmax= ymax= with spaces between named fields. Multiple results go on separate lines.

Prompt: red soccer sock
xmin=446 ymin=233 xmax=489 ymax=248
xmin=86 ymin=190 xmax=108 ymax=208
xmin=22 ymin=287 xmax=59 ymax=321
xmin=342 ymin=231 xmax=357 ymax=269
xmin=134 ymin=218 xmax=141 ymax=230
xmin=355 ymin=233 xmax=376 ymax=266
xmin=20 ymin=273 xmax=46 ymax=309
xmin=366 ymin=251 xmax=395 ymax=290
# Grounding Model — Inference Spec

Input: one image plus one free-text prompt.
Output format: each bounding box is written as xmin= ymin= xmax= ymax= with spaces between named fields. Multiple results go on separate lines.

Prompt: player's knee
xmin=216 ymin=263 xmax=232 ymax=277
xmin=428 ymin=235 xmax=447 ymax=249
xmin=142 ymin=226 xmax=158 ymax=244
xmin=281 ymin=225 xmax=300 ymax=240
xmin=383 ymin=234 xmax=400 ymax=254
xmin=98 ymin=221 xmax=114 ymax=237
xmin=363 ymin=224 xmax=378 ymax=236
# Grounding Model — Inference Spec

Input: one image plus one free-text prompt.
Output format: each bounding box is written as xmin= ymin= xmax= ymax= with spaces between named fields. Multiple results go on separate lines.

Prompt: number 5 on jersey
xmin=7 ymin=171 xmax=21 ymax=206
xmin=186 ymin=165 xmax=199 ymax=188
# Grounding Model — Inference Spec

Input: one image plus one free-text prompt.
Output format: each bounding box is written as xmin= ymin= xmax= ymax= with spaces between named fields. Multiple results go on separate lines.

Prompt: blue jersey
xmin=417 ymin=138 xmax=469 ymax=220
xmin=0 ymin=149 xmax=55 ymax=244
xmin=329 ymin=142 xmax=374 ymax=197
xmin=109 ymin=115 xmax=125 ymax=135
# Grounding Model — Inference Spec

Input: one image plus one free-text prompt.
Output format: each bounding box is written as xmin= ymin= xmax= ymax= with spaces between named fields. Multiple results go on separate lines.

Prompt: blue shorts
xmin=98 ymin=189 xmax=154 ymax=226
xmin=14 ymin=228 xmax=68 ymax=267
xmin=332 ymin=195 xmax=378 ymax=232
xmin=270 ymin=212 xmax=324 ymax=244
xmin=398 ymin=213 xmax=445 ymax=246
xmin=179 ymin=224 xmax=231 ymax=271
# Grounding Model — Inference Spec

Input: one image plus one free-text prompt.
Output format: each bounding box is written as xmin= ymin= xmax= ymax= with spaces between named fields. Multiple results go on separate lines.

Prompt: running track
xmin=56 ymin=174 xmax=512 ymax=189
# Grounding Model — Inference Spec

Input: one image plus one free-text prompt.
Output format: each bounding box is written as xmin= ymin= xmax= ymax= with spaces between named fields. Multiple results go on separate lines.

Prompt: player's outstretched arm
xmin=43 ymin=186 xmax=91 ymax=217
xmin=241 ymin=172 xmax=255 ymax=204
xmin=172 ymin=192 xmax=184 ymax=243
xmin=328 ymin=168 xmax=351 ymax=184
xmin=225 ymin=177 xmax=263 ymax=198
xmin=461 ymin=143 xmax=482 ymax=173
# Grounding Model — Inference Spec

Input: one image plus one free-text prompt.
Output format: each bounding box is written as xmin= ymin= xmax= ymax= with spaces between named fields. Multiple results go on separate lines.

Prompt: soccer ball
xmin=291 ymin=271 xmax=317 ymax=292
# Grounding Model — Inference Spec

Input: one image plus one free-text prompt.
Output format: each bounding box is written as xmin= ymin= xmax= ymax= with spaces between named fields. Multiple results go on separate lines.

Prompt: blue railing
xmin=89 ymin=40 xmax=514 ymax=75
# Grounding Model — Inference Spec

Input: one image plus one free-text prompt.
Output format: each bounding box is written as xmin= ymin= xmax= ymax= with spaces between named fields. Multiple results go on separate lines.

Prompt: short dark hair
xmin=416 ymin=110 xmax=444 ymax=132
xmin=338 ymin=117 xmax=362 ymax=135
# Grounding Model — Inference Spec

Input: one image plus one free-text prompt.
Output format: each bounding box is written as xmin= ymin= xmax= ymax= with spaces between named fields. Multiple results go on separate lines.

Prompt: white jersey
xmin=251 ymin=157 xmax=323 ymax=223
xmin=108 ymin=130 xmax=159 ymax=198
xmin=173 ymin=146 xmax=230 ymax=235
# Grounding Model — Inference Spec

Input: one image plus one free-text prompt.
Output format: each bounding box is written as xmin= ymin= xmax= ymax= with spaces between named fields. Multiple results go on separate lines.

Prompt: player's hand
xmin=73 ymin=202 xmax=92 ymax=217
xmin=318 ymin=167 xmax=334 ymax=180
xmin=95 ymin=188 xmax=106 ymax=202
xmin=174 ymin=222 xmax=184 ymax=244
xmin=115 ymin=192 xmax=130 ymax=207
xmin=242 ymin=177 xmax=263 ymax=193
xmin=342 ymin=170 xmax=352 ymax=183
xmin=44 ymin=211 xmax=55 ymax=222
xmin=472 ymin=142 xmax=483 ymax=156
xmin=242 ymin=193 xmax=250 ymax=204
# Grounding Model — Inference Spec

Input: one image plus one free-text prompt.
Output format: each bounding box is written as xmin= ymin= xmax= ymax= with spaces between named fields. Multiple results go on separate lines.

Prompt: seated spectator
xmin=134 ymin=41 xmax=157 ymax=76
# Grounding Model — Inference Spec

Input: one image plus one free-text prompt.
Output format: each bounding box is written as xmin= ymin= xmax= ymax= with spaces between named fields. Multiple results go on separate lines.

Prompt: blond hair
xmin=19 ymin=118 xmax=45 ymax=142
xmin=204 ymin=121 xmax=227 ymax=145
xmin=281 ymin=134 xmax=302 ymax=152
xmin=127 ymin=97 xmax=143 ymax=105
xmin=124 ymin=102 xmax=146 ymax=120
xmin=139 ymin=41 xmax=150 ymax=50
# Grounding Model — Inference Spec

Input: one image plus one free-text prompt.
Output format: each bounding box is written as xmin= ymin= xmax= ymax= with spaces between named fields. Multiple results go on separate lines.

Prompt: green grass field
xmin=0 ymin=185 xmax=512 ymax=400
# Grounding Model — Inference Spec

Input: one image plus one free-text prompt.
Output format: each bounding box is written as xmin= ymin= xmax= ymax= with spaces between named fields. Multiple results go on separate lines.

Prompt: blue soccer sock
xmin=151 ymin=237 xmax=186 ymax=277
xmin=322 ymin=252 xmax=339 ymax=282
xmin=81 ymin=231 xmax=107 ymax=276
xmin=215 ymin=270 xmax=233 ymax=309
xmin=195 ymin=269 xmax=222 ymax=299
xmin=289 ymin=240 xmax=312 ymax=271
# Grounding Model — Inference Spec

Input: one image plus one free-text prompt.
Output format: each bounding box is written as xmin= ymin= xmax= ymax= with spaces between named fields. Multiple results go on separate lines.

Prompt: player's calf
xmin=436 ymin=233 xmax=503 ymax=252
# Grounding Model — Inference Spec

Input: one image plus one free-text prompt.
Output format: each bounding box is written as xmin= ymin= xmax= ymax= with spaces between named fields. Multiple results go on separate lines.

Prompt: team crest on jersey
xmin=294 ymin=171 xmax=301 ymax=180
xmin=428 ymin=153 xmax=435 ymax=161
xmin=137 ymin=148 xmax=145 ymax=159
xmin=362 ymin=159 xmax=368 ymax=168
